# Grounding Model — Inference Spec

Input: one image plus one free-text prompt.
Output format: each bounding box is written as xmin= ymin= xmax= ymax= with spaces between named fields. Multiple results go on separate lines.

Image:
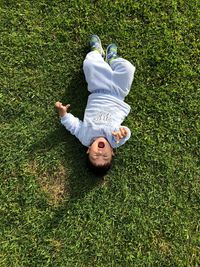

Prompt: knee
xmin=125 ymin=61 xmax=136 ymax=76
xmin=83 ymin=58 xmax=92 ymax=73
xmin=83 ymin=58 xmax=88 ymax=69
xmin=112 ymin=59 xmax=136 ymax=76
xmin=83 ymin=53 xmax=98 ymax=69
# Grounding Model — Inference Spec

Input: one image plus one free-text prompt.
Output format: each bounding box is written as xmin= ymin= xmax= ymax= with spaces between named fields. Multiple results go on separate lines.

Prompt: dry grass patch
xmin=152 ymin=233 xmax=172 ymax=255
xmin=28 ymin=161 xmax=69 ymax=206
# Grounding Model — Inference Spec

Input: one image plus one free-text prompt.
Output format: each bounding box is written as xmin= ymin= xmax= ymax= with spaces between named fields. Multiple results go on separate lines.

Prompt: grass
xmin=0 ymin=0 xmax=199 ymax=266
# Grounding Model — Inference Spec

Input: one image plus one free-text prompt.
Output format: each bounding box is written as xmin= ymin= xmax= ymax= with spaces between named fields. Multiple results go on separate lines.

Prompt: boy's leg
xmin=83 ymin=35 xmax=113 ymax=92
xmin=83 ymin=52 xmax=113 ymax=92
xmin=106 ymin=44 xmax=136 ymax=98
xmin=111 ymin=58 xmax=135 ymax=98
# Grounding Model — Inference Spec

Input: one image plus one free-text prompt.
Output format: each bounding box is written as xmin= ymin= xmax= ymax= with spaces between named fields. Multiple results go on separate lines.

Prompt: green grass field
xmin=0 ymin=0 xmax=199 ymax=266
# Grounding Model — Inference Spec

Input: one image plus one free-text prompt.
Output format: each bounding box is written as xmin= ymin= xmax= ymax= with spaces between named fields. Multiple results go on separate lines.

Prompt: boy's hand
xmin=112 ymin=127 xmax=128 ymax=144
xmin=55 ymin=101 xmax=70 ymax=117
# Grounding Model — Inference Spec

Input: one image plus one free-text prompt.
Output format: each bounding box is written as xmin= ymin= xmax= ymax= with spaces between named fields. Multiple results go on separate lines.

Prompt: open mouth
xmin=98 ymin=142 xmax=105 ymax=148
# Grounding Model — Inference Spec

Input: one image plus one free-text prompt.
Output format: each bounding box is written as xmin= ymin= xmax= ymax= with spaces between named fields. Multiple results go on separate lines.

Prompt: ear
xmin=112 ymin=151 xmax=115 ymax=156
xmin=86 ymin=147 xmax=90 ymax=154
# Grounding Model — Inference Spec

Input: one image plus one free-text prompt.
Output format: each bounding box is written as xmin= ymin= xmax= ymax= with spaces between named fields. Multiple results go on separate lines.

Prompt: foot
xmin=106 ymin=43 xmax=119 ymax=64
xmin=89 ymin=34 xmax=105 ymax=57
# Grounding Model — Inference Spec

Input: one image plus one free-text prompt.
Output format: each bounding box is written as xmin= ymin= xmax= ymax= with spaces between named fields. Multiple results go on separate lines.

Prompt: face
xmin=87 ymin=137 xmax=114 ymax=166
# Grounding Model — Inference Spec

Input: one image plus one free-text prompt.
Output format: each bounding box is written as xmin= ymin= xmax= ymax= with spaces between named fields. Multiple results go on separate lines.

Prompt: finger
xmin=112 ymin=132 xmax=119 ymax=143
xmin=113 ymin=134 xmax=119 ymax=143
xmin=112 ymin=132 xmax=123 ymax=142
xmin=122 ymin=127 xmax=128 ymax=136
xmin=117 ymin=132 xmax=123 ymax=139
xmin=119 ymin=127 xmax=125 ymax=136
xmin=112 ymin=131 xmax=118 ymax=136
xmin=120 ymin=127 xmax=127 ymax=137
xmin=66 ymin=104 xmax=70 ymax=110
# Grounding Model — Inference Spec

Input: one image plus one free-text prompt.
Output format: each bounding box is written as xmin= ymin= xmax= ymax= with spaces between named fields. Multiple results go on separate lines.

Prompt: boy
xmin=55 ymin=35 xmax=135 ymax=175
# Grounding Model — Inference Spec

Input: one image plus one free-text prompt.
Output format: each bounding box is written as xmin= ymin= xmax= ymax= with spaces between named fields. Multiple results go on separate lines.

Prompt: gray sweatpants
xmin=83 ymin=51 xmax=135 ymax=100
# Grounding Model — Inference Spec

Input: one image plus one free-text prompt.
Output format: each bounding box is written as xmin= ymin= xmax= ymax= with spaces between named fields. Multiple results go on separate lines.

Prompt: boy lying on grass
xmin=55 ymin=35 xmax=135 ymax=175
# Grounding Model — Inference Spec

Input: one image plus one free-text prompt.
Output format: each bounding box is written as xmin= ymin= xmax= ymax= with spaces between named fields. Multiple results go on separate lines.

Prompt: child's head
xmin=87 ymin=137 xmax=114 ymax=176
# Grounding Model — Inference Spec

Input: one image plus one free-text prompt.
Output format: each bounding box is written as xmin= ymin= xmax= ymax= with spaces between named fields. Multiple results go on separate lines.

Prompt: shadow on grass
xmin=30 ymin=59 xmax=104 ymax=203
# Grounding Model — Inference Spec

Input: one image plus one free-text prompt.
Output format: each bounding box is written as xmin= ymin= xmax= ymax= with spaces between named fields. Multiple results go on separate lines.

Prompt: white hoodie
xmin=61 ymin=92 xmax=131 ymax=148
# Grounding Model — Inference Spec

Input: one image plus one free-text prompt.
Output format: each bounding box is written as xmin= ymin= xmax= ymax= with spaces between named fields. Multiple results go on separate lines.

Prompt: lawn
xmin=0 ymin=0 xmax=199 ymax=266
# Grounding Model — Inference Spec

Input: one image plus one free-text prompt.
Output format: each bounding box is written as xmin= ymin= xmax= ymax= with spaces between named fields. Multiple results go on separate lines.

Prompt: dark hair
xmin=87 ymin=156 xmax=112 ymax=177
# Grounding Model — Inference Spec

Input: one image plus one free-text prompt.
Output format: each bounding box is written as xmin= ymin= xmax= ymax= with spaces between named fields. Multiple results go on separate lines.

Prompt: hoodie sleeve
xmin=60 ymin=113 xmax=83 ymax=138
xmin=110 ymin=126 xmax=131 ymax=148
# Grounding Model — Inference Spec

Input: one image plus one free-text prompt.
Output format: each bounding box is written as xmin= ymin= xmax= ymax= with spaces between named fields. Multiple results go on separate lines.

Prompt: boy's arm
xmin=111 ymin=126 xmax=131 ymax=148
xmin=55 ymin=102 xmax=82 ymax=137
